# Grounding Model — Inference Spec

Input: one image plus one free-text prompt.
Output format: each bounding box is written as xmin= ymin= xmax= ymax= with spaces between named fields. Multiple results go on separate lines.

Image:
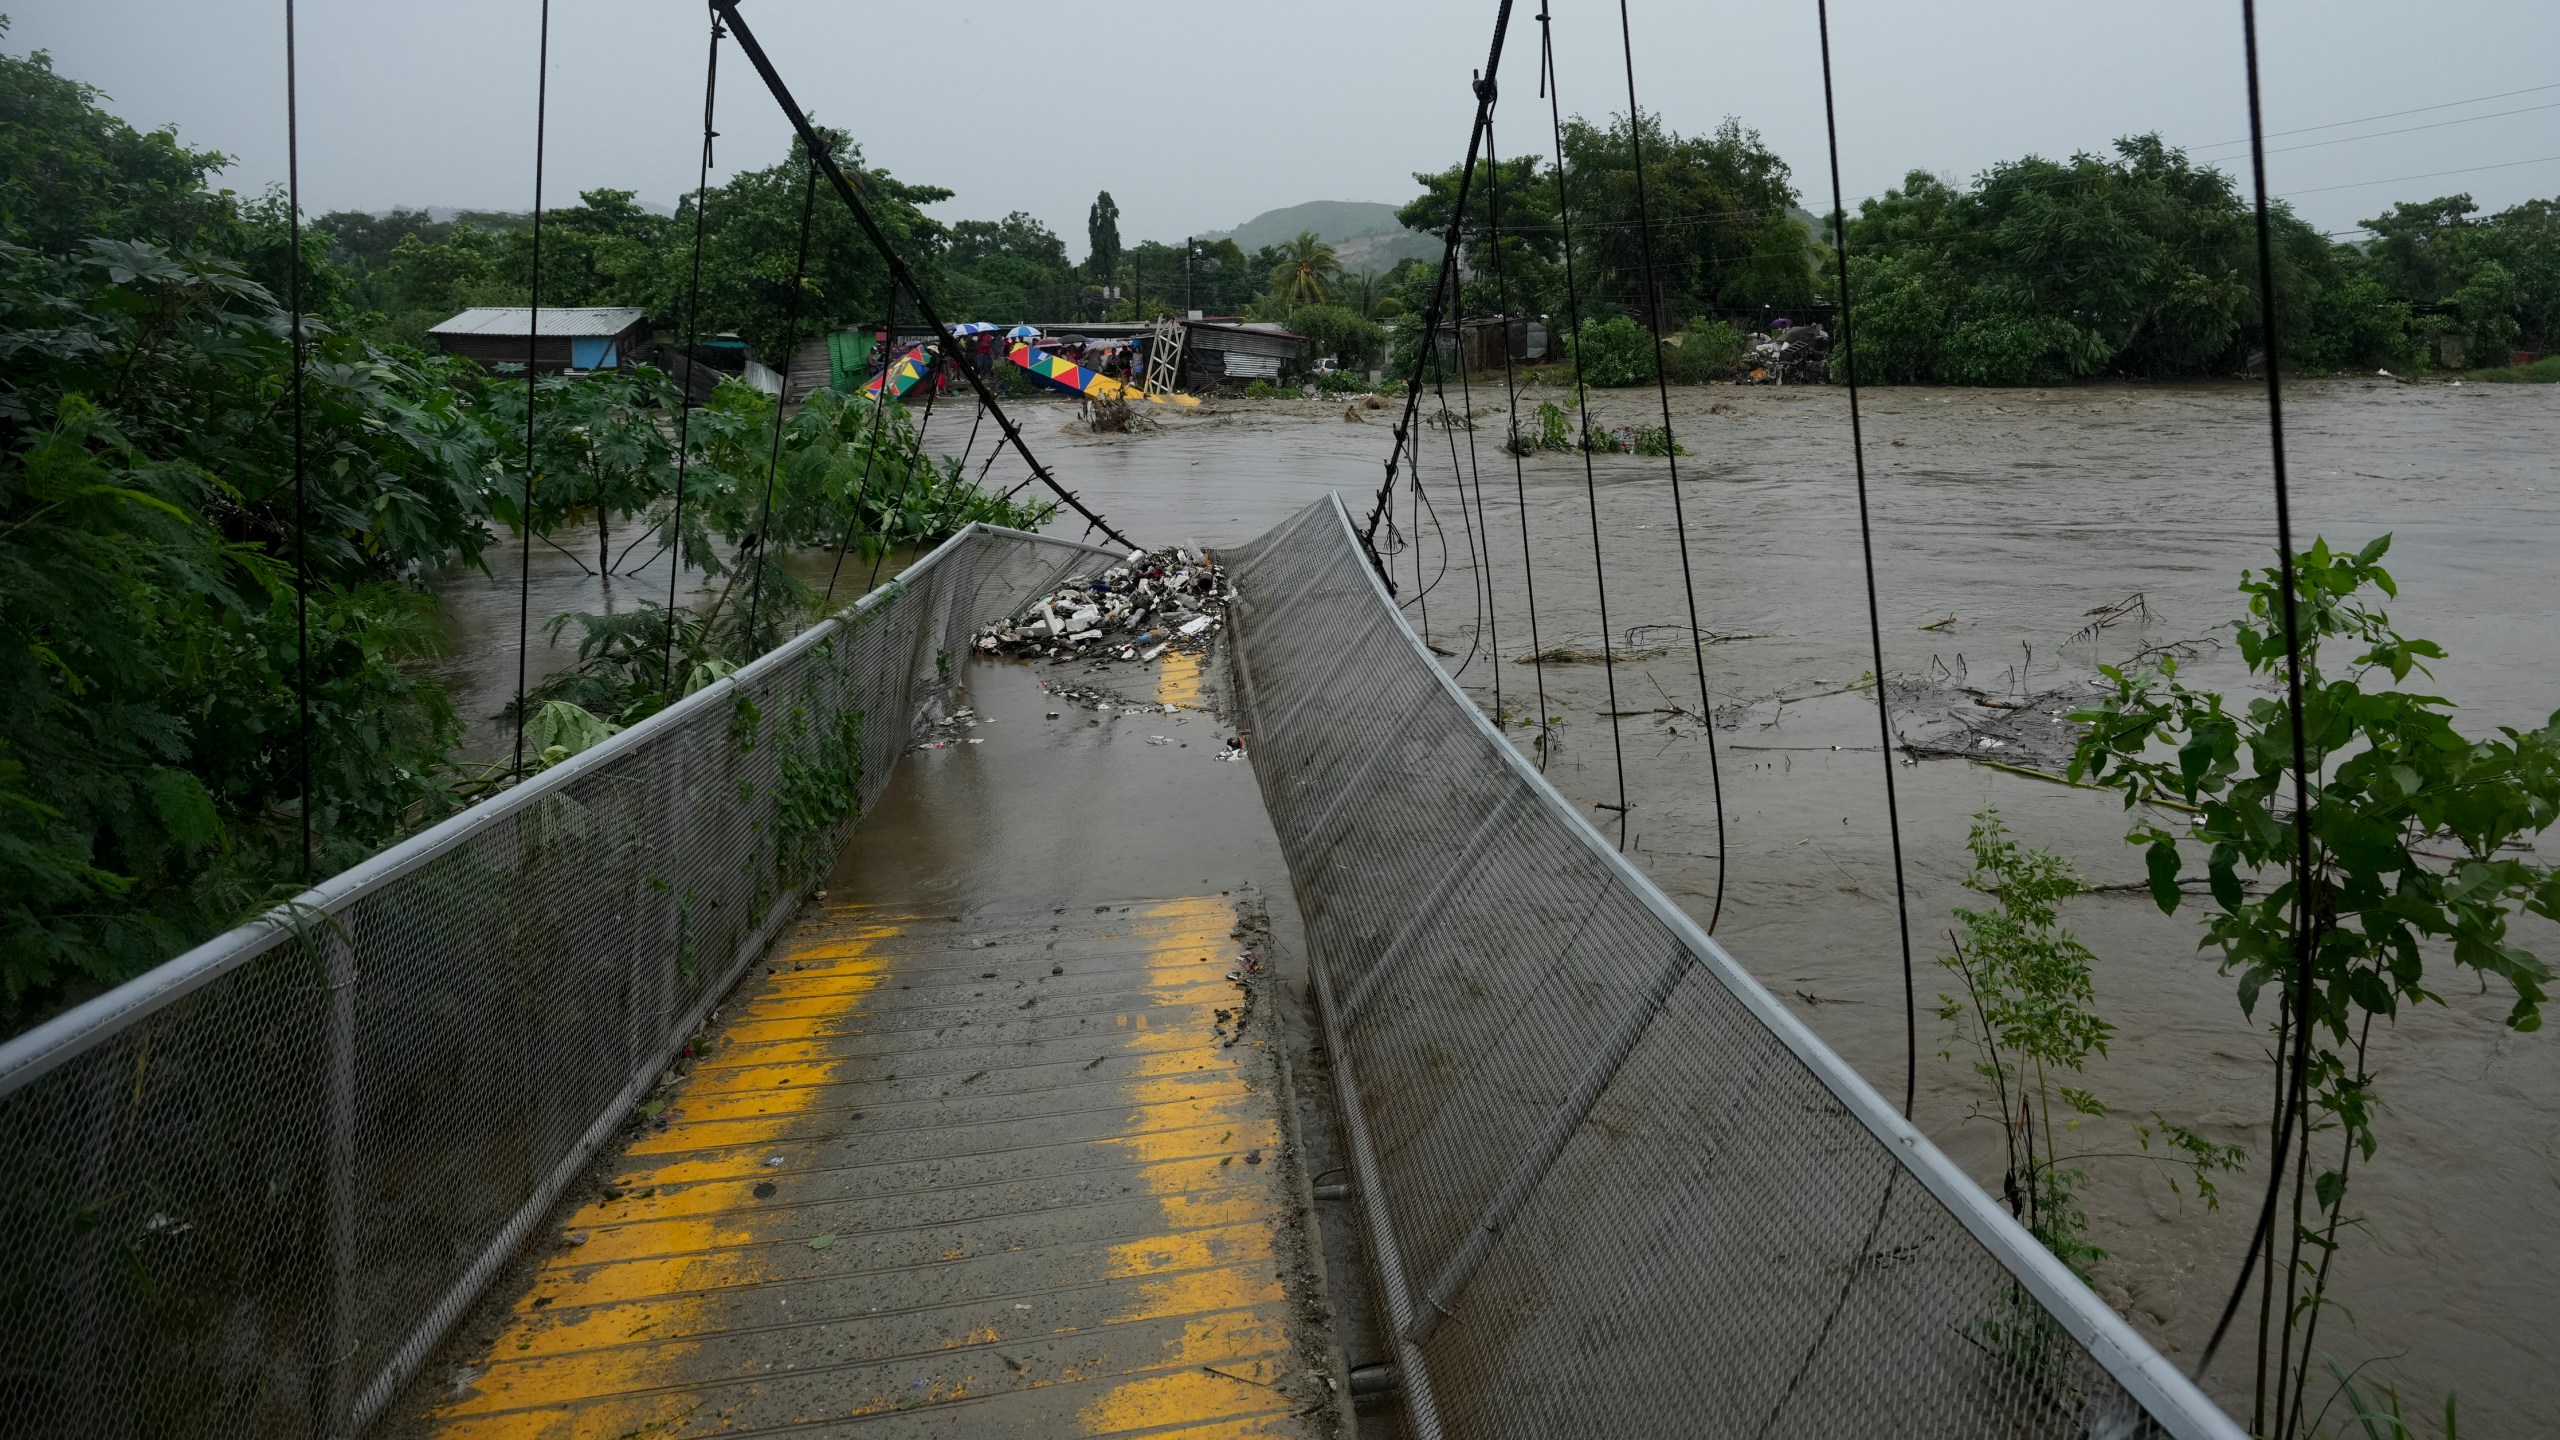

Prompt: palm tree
xmin=1269 ymin=230 xmax=1344 ymax=307
xmin=1340 ymin=269 xmax=1389 ymax=319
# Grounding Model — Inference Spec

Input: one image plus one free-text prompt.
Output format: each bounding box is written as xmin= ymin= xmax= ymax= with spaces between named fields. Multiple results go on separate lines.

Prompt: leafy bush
xmin=2469 ymin=353 xmax=2560 ymax=382
xmin=1504 ymin=400 xmax=1574 ymax=455
xmin=2072 ymin=535 xmax=2560 ymax=1429
xmin=0 ymin=235 xmax=487 ymax=1022
xmin=1660 ymin=318 xmax=1747 ymax=382
xmin=1285 ymin=302 xmax=1386 ymax=372
xmin=1564 ymin=314 xmax=1657 ymax=387
xmin=1628 ymin=425 xmax=1686 ymax=457
xmin=1939 ymin=810 xmax=2240 ymax=1281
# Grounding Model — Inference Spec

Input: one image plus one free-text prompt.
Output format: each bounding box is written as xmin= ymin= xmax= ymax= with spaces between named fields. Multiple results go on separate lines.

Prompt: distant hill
xmin=1204 ymin=200 xmax=1441 ymax=277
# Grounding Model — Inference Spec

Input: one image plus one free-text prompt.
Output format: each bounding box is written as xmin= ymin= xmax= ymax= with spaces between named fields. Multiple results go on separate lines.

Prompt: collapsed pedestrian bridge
xmin=0 ymin=499 xmax=2237 ymax=1440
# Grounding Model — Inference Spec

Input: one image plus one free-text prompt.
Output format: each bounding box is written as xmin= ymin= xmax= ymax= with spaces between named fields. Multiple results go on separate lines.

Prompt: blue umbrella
xmin=1005 ymin=324 xmax=1042 ymax=340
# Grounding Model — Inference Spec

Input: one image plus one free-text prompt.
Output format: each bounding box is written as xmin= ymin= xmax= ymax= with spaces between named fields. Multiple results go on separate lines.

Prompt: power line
xmin=2236 ymin=100 xmax=2560 ymax=159
xmin=2196 ymin=78 xmax=2560 ymax=149
xmin=2280 ymin=152 xmax=2560 ymax=196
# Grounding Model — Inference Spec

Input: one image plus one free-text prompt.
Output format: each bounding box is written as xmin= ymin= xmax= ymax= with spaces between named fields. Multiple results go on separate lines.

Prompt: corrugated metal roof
xmin=1182 ymin=319 xmax=1308 ymax=343
xmin=426 ymin=306 xmax=649 ymax=337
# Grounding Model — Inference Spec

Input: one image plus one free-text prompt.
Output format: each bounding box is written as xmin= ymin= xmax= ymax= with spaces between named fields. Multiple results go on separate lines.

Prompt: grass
xmin=2463 ymin=354 xmax=2560 ymax=383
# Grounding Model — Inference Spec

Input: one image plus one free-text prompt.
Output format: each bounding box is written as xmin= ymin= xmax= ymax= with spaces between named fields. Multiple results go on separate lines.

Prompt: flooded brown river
xmin=430 ymin=377 xmax=2557 ymax=1429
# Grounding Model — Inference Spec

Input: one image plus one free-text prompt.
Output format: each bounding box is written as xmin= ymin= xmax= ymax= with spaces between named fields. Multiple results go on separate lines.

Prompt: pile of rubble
xmin=975 ymin=545 xmax=1228 ymax=664
xmin=1741 ymin=322 xmax=1832 ymax=385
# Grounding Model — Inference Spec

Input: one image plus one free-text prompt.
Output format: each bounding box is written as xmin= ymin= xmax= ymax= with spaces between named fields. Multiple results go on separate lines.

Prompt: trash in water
xmin=975 ymin=546 xmax=1228 ymax=667
xmin=1739 ymin=321 xmax=1833 ymax=386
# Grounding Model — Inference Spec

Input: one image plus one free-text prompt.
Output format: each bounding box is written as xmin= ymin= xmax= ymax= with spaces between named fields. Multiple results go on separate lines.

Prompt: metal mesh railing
xmin=0 ymin=523 xmax=1121 ymax=1440
xmin=1222 ymin=496 xmax=2243 ymax=1440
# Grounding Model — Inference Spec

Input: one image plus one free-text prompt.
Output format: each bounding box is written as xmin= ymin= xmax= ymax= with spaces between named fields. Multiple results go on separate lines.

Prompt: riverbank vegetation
xmin=1841 ymin=137 xmax=2559 ymax=384
xmin=1391 ymin=112 xmax=2558 ymax=386
xmin=0 ymin=36 xmax=1039 ymax=1030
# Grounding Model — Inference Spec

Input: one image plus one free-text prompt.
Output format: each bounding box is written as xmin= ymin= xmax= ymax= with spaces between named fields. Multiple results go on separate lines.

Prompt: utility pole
xmin=1185 ymin=238 xmax=1194 ymax=317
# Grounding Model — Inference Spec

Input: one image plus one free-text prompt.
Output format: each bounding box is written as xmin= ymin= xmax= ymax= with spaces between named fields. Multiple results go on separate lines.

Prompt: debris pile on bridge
xmin=974 ymin=545 xmax=1228 ymax=664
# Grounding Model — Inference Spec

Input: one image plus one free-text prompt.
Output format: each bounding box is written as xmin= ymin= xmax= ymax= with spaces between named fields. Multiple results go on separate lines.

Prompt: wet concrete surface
xmin=397 ymin=649 xmax=1354 ymax=1438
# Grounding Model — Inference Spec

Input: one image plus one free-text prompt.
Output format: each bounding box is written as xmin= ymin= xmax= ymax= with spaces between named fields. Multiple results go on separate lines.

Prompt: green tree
xmin=1086 ymin=190 xmax=1121 ymax=284
xmin=0 ymin=235 xmax=487 ymax=1023
xmin=1282 ymin=302 xmax=1383 ymax=369
xmin=477 ymin=366 xmax=681 ymax=579
xmin=1399 ymin=118 xmax=1814 ymax=331
xmin=1560 ymin=113 xmax=1816 ymax=322
xmin=0 ymin=28 xmax=238 ymax=255
xmin=1398 ymin=151 xmax=1565 ymax=322
xmin=2451 ymin=258 xmax=2524 ymax=364
xmin=2071 ymin=537 xmax=2560 ymax=1435
xmin=945 ymin=211 xmax=1075 ymax=319
xmin=1268 ymin=229 xmax=1343 ymax=307
xmin=1838 ymin=134 xmax=2413 ymax=383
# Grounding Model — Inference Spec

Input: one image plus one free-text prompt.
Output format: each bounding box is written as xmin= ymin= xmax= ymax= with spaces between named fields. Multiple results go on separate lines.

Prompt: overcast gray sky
xmin=16 ymin=1 xmax=2559 ymax=253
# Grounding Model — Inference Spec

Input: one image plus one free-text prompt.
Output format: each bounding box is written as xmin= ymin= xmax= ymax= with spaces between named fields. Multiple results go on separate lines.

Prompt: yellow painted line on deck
xmin=419 ymin=924 xmax=895 ymax=1438
xmin=1154 ymin=650 xmax=1206 ymax=712
xmin=418 ymin=782 xmax=1306 ymax=1432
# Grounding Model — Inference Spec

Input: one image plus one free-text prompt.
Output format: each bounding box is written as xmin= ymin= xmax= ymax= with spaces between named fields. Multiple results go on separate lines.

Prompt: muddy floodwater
xmin=428 ymin=377 xmax=2557 ymax=1429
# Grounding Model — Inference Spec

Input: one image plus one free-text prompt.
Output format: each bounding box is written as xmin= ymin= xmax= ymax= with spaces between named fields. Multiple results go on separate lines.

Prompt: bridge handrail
xmin=0 ymin=522 xmax=1123 ymax=1438
xmin=1223 ymin=494 xmax=2244 ymax=1440
xmin=0 ymin=522 xmax=1117 ymax=1100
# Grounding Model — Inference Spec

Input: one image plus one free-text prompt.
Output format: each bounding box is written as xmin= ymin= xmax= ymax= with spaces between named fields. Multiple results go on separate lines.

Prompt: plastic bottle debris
xmin=976 ymin=546 xmax=1229 ymax=667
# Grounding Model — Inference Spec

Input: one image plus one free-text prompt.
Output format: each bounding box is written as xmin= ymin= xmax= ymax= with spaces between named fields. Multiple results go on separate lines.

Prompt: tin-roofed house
xmin=427 ymin=306 xmax=651 ymax=373
xmin=1177 ymin=320 xmax=1308 ymax=386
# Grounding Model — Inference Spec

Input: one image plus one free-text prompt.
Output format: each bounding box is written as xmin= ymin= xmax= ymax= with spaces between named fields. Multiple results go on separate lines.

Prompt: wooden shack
xmin=1178 ymin=320 xmax=1308 ymax=385
xmin=427 ymin=306 xmax=651 ymax=372
xmin=1427 ymin=314 xmax=1547 ymax=374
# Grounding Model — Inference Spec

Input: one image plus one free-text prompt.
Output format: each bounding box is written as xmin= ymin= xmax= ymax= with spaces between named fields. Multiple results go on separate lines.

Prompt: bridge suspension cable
xmin=821 ymin=289 xmax=897 ymax=608
xmin=1534 ymin=2 xmax=1631 ymax=848
xmin=2196 ymin=2 xmax=2322 ymax=1420
xmin=284 ymin=0 xmax=311 ymax=878
xmin=1813 ymin=0 xmax=1917 ymax=1115
xmin=867 ymin=334 xmax=944 ymax=592
xmin=1428 ymin=337 xmax=1492 ymax=686
xmin=1483 ymin=107 xmax=1554 ymax=767
xmin=508 ymin=0 xmax=553 ymax=781
xmin=710 ymin=0 xmax=1134 ymax=553
xmin=1614 ymin=0 xmax=1728 ymax=929
xmin=1359 ymin=1 xmax=1516 ymax=588
xmin=741 ymin=154 xmax=821 ymax=654
xmin=662 ymin=11 xmax=723 ymax=700
xmin=1446 ymin=248 xmax=1501 ymax=717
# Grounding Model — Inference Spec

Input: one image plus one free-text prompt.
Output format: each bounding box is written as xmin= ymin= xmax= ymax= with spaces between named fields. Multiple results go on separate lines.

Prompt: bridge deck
xmin=409 ymin=655 xmax=1332 ymax=1438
